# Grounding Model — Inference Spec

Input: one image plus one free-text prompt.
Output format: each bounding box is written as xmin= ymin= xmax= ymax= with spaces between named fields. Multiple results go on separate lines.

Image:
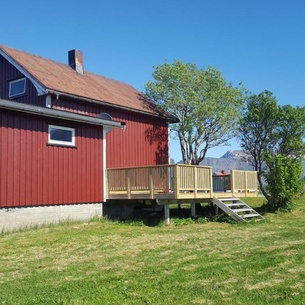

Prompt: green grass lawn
xmin=0 ymin=197 xmax=305 ymax=305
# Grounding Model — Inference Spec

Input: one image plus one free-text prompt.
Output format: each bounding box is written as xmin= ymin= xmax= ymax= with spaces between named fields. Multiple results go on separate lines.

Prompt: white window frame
xmin=9 ymin=77 xmax=26 ymax=98
xmin=48 ymin=125 xmax=75 ymax=146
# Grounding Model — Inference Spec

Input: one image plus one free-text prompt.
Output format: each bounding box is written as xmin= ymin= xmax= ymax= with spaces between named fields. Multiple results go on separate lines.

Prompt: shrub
xmin=264 ymin=153 xmax=304 ymax=211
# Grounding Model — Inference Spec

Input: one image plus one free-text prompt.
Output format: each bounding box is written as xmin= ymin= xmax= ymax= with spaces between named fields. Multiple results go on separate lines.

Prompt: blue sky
xmin=2 ymin=0 xmax=305 ymax=162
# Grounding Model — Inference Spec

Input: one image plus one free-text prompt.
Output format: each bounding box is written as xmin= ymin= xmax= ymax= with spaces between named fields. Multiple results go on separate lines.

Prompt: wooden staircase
xmin=212 ymin=196 xmax=264 ymax=222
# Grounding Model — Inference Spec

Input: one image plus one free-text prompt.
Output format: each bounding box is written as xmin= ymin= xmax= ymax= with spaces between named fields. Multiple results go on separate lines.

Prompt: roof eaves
xmin=0 ymin=48 xmax=46 ymax=96
xmin=46 ymin=89 xmax=179 ymax=123
xmin=0 ymin=99 xmax=126 ymax=129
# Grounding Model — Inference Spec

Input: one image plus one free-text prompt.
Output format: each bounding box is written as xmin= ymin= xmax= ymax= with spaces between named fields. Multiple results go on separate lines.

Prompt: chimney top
xmin=68 ymin=49 xmax=84 ymax=74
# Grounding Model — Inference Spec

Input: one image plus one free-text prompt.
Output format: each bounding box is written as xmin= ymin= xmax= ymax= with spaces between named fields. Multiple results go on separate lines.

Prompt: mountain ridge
xmin=200 ymin=150 xmax=254 ymax=173
xmin=200 ymin=150 xmax=305 ymax=175
xmin=174 ymin=150 xmax=305 ymax=175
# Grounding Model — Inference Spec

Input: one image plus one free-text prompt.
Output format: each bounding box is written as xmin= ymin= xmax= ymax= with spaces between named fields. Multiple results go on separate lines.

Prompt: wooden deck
xmin=106 ymin=164 xmax=258 ymax=203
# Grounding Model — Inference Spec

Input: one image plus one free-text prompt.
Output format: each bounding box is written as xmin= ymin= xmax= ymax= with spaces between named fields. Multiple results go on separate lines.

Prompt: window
xmin=9 ymin=78 xmax=26 ymax=98
xmin=48 ymin=125 xmax=75 ymax=146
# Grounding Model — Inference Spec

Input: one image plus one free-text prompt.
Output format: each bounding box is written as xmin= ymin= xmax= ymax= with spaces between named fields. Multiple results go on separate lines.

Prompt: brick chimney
xmin=68 ymin=49 xmax=84 ymax=74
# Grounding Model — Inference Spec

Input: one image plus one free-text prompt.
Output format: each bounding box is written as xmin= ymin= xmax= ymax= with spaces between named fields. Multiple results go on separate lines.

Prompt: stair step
xmin=232 ymin=208 xmax=253 ymax=213
xmin=213 ymin=196 xmax=264 ymax=222
xmin=220 ymin=198 xmax=239 ymax=202
xmin=219 ymin=197 xmax=236 ymax=201
xmin=226 ymin=203 xmax=247 ymax=207
xmin=241 ymin=213 xmax=260 ymax=218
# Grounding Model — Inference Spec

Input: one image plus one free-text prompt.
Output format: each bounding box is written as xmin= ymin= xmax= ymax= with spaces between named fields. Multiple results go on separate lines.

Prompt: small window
xmin=48 ymin=125 xmax=75 ymax=146
xmin=9 ymin=78 xmax=26 ymax=98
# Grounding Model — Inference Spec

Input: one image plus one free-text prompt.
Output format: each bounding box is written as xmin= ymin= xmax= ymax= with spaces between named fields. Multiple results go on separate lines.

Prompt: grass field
xmin=0 ymin=197 xmax=305 ymax=305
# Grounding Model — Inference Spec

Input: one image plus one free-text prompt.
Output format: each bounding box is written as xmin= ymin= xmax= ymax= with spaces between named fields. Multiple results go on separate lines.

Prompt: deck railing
xmin=230 ymin=170 xmax=258 ymax=196
xmin=106 ymin=165 xmax=258 ymax=200
xmin=106 ymin=164 xmax=213 ymax=200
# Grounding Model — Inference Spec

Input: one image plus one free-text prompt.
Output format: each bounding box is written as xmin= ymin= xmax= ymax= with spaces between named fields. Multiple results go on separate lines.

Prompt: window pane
xmin=9 ymin=79 xmax=26 ymax=97
xmin=50 ymin=127 xmax=73 ymax=142
xmin=48 ymin=125 xmax=75 ymax=146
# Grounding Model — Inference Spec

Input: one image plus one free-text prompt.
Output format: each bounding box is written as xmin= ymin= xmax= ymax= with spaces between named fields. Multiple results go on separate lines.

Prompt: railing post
xmin=210 ymin=168 xmax=213 ymax=197
xmin=245 ymin=171 xmax=248 ymax=197
xmin=194 ymin=166 xmax=197 ymax=199
xmin=168 ymin=166 xmax=173 ymax=193
xmin=175 ymin=165 xmax=180 ymax=199
xmin=231 ymin=170 xmax=235 ymax=195
xmin=105 ymin=169 xmax=109 ymax=200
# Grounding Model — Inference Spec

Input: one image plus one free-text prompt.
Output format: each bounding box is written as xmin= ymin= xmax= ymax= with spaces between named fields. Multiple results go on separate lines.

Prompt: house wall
xmin=0 ymin=109 xmax=104 ymax=208
xmin=52 ymin=97 xmax=169 ymax=167
xmin=0 ymin=54 xmax=170 ymax=169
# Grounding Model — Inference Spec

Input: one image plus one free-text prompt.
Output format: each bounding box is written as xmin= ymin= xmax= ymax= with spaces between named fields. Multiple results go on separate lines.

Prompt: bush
xmin=264 ymin=153 xmax=304 ymax=211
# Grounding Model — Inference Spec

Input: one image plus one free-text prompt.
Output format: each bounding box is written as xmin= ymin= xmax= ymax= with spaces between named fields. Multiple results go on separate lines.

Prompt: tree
xmin=239 ymin=90 xmax=305 ymax=210
xmin=274 ymin=105 xmax=305 ymax=157
xmin=238 ymin=90 xmax=279 ymax=198
xmin=144 ymin=60 xmax=245 ymax=165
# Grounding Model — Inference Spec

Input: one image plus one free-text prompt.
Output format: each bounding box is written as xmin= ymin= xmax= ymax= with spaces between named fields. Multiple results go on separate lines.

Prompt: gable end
xmin=0 ymin=49 xmax=46 ymax=96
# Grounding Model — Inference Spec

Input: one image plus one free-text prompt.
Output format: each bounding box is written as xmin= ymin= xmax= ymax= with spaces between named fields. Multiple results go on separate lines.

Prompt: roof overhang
xmin=46 ymin=89 xmax=179 ymax=124
xmin=0 ymin=99 xmax=126 ymax=129
xmin=0 ymin=48 xmax=47 ymax=96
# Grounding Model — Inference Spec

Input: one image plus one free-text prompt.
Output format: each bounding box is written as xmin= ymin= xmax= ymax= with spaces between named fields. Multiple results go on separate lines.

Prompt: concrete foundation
xmin=0 ymin=203 xmax=103 ymax=232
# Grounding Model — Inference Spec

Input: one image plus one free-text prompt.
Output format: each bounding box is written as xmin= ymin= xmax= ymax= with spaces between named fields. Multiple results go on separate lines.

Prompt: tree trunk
xmin=258 ymin=173 xmax=270 ymax=200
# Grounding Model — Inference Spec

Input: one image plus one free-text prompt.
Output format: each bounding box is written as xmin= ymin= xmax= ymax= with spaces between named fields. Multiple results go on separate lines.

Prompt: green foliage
xmin=264 ymin=153 xmax=304 ymax=211
xmin=275 ymin=105 xmax=305 ymax=157
xmin=239 ymin=90 xmax=305 ymax=211
xmin=145 ymin=60 xmax=245 ymax=164
xmin=239 ymin=90 xmax=279 ymax=174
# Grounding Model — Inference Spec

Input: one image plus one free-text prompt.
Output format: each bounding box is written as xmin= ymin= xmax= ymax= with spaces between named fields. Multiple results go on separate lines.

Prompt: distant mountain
xmin=174 ymin=150 xmax=305 ymax=176
xmin=200 ymin=150 xmax=254 ymax=173
xmin=200 ymin=150 xmax=305 ymax=175
xmin=220 ymin=150 xmax=251 ymax=160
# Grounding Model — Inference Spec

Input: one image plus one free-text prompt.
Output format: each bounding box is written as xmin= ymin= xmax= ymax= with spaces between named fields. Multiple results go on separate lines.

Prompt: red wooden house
xmin=0 ymin=45 xmax=176 ymax=230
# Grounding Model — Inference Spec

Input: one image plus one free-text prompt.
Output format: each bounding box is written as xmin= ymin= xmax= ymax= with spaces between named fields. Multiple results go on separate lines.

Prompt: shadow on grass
xmin=118 ymin=203 xmax=215 ymax=227
xmin=102 ymin=200 xmax=271 ymax=227
xmin=253 ymin=205 xmax=269 ymax=215
xmin=127 ymin=206 xmax=164 ymax=227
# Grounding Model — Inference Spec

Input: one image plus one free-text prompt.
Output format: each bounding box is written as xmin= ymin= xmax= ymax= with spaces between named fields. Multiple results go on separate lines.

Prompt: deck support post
xmin=164 ymin=204 xmax=170 ymax=225
xmin=215 ymin=204 xmax=219 ymax=215
xmin=191 ymin=202 xmax=196 ymax=218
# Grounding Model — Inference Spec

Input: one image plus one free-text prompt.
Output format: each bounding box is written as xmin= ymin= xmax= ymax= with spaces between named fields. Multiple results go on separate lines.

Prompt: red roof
xmin=215 ymin=170 xmax=230 ymax=176
xmin=0 ymin=45 xmax=175 ymax=120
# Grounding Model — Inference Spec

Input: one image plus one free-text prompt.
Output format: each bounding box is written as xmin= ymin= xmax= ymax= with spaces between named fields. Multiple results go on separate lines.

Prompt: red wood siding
xmin=0 ymin=55 xmax=45 ymax=106
xmin=106 ymin=111 xmax=169 ymax=168
xmin=1 ymin=53 xmax=170 ymax=172
xmin=52 ymin=97 xmax=169 ymax=167
xmin=0 ymin=110 xmax=104 ymax=208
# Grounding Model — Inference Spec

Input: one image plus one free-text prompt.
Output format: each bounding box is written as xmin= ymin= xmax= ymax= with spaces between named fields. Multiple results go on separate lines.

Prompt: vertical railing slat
xmin=176 ymin=165 xmax=180 ymax=199
xmin=149 ymin=167 xmax=153 ymax=199
xmin=194 ymin=166 xmax=197 ymax=198
xmin=126 ymin=169 xmax=131 ymax=199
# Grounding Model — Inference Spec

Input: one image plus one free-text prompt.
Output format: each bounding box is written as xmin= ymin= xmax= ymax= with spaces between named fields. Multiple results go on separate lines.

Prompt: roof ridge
xmin=0 ymin=44 xmax=68 ymax=66
xmin=0 ymin=44 xmax=135 ymax=88
xmin=0 ymin=44 xmax=178 ymax=122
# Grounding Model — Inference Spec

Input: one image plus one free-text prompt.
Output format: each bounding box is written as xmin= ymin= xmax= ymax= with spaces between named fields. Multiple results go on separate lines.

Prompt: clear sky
xmin=2 ymin=0 xmax=305 ymax=162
